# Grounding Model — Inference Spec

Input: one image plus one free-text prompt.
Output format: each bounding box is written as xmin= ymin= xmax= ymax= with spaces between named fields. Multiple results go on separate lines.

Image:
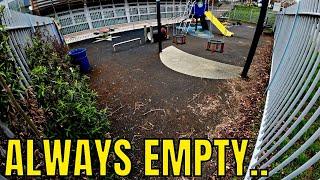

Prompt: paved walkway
xmin=160 ymin=46 xmax=242 ymax=79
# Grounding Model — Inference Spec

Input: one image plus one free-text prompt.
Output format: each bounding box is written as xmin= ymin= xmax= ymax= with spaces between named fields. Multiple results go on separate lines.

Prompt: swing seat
xmin=206 ymin=39 xmax=224 ymax=53
xmin=173 ymin=34 xmax=186 ymax=44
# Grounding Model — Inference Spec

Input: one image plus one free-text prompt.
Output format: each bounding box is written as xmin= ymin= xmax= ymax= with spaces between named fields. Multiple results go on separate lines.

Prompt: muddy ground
xmin=70 ymin=24 xmax=273 ymax=178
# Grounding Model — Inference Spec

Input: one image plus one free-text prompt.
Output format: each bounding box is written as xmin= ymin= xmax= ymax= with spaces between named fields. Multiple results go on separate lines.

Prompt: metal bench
xmin=113 ymin=38 xmax=142 ymax=52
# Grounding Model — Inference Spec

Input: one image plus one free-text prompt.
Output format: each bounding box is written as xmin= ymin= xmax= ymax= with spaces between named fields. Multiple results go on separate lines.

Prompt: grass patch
xmin=266 ymin=61 xmax=320 ymax=179
xmin=224 ymin=5 xmax=276 ymax=26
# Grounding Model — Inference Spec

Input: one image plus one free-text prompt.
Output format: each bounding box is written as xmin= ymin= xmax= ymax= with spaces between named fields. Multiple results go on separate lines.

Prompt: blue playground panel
xmin=176 ymin=25 xmax=213 ymax=39
xmin=191 ymin=1 xmax=208 ymax=18
xmin=187 ymin=26 xmax=213 ymax=39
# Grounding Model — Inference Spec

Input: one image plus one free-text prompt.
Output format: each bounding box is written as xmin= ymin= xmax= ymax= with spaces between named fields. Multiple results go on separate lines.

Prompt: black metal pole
xmin=195 ymin=18 xmax=198 ymax=31
xmin=241 ymin=0 xmax=269 ymax=78
xmin=156 ymin=0 xmax=162 ymax=53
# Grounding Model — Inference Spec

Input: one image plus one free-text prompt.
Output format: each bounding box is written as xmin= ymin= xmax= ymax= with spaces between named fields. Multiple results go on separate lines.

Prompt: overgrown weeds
xmin=25 ymin=30 xmax=110 ymax=139
xmin=0 ymin=6 xmax=112 ymax=177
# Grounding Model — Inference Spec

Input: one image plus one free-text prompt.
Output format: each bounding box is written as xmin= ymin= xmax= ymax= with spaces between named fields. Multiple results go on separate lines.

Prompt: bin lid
xmin=68 ymin=48 xmax=86 ymax=56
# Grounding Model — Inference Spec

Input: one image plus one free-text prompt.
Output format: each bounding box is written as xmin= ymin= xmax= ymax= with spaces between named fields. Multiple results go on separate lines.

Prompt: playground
xmin=69 ymin=12 xmax=272 ymax=178
xmin=67 ymin=1 xmax=274 ymax=177
xmin=2 ymin=0 xmax=320 ymax=178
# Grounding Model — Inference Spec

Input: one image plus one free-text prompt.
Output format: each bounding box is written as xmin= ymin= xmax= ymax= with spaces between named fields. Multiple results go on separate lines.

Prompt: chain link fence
xmin=223 ymin=5 xmax=276 ymax=26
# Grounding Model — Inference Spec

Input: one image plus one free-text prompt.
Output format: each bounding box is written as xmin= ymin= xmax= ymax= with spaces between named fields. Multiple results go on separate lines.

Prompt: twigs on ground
xmin=188 ymin=91 xmax=202 ymax=103
xmin=138 ymin=122 xmax=154 ymax=131
xmin=142 ymin=108 xmax=166 ymax=116
xmin=178 ymin=128 xmax=195 ymax=138
xmin=107 ymin=104 xmax=126 ymax=117
xmin=133 ymin=101 xmax=145 ymax=115
xmin=0 ymin=75 xmax=46 ymax=139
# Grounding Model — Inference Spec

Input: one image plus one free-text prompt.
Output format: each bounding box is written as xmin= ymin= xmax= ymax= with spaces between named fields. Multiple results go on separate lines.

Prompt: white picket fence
xmin=247 ymin=0 xmax=320 ymax=179
xmin=1 ymin=8 xmax=64 ymax=90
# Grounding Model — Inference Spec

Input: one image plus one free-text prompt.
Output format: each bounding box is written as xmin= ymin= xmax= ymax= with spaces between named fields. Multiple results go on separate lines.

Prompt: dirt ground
xmin=69 ymin=24 xmax=273 ymax=178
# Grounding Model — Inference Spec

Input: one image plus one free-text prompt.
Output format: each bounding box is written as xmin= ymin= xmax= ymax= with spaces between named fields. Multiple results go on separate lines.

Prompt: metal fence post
xmin=241 ymin=0 xmax=269 ymax=78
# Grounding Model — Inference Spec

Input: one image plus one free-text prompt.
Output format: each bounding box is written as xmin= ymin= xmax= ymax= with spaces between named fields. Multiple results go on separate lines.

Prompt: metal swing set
xmin=171 ymin=0 xmax=213 ymax=44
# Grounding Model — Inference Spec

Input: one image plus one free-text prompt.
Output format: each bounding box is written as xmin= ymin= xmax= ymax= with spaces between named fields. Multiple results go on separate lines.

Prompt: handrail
xmin=113 ymin=38 xmax=142 ymax=51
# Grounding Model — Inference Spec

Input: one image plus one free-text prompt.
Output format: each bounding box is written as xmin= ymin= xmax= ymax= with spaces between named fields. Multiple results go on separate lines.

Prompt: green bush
xmin=0 ymin=6 xmax=24 ymax=122
xmin=26 ymin=33 xmax=109 ymax=139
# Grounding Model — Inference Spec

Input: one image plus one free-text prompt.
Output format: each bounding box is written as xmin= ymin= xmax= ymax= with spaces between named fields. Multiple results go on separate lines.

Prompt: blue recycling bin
xmin=68 ymin=48 xmax=91 ymax=73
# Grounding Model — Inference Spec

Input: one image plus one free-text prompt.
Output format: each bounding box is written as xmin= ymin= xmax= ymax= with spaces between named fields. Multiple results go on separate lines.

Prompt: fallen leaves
xmin=187 ymin=94 xmax=220 ymax=117
xmin=206 ymin=36 xmax=274 ymax=178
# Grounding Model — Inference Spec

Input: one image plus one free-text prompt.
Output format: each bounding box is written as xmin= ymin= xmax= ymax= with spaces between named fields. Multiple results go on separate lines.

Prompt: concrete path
xmin=160 ymin=46 xmax=242 ymax=79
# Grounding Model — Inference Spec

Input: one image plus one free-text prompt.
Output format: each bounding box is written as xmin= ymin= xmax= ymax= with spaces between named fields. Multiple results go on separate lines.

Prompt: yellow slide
xmin=204 ymin=11 xmax=234 ymax=37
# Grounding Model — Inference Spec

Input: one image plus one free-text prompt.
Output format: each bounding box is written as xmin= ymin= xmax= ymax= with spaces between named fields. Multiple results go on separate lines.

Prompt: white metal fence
xmin=52 ymin=0 xmax=189 ymax=35
xmin=1 ymin=8 xmax=64 ymax=90
xmin=247 ymin=0 xmax=320 ymax=179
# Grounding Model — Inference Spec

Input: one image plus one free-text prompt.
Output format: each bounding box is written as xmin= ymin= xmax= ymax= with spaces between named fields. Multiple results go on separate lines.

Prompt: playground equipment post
xmin=241 ymin=0 xmax=269 ymax=78
xmin=157 ymin=0 xmax=162 ymax=53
